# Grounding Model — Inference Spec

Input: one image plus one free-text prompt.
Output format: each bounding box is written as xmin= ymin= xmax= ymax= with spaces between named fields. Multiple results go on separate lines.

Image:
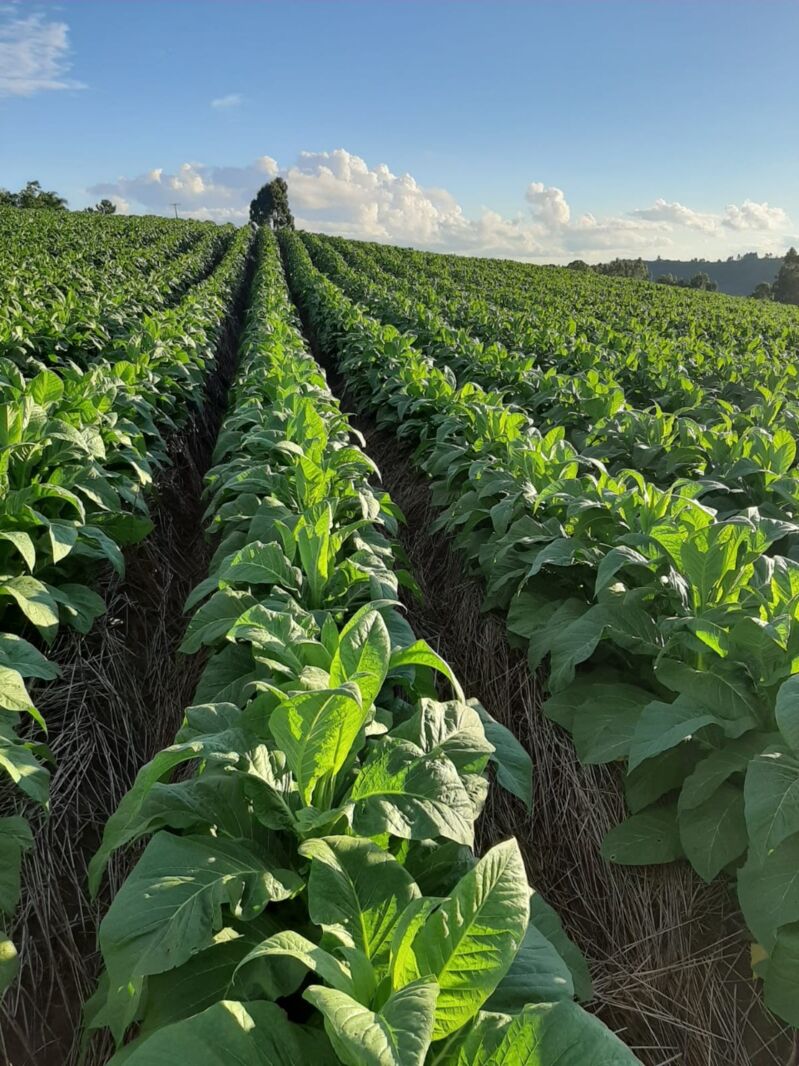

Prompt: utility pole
xmin=169 ymin=202 xmax=181 ymax=220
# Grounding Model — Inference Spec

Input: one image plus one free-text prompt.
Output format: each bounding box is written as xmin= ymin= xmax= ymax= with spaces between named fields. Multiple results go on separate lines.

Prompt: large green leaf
xmin=628 ymin=699 xmax=722 ymax=771
xmin=764 ymin=922 xmax=799 ymax=1026
xmin=744 ymin=748 xmax=799 ymax=860
xmin=391 ymin=699 xmax=493 ymax=775
xmin=218 ymin=541 xmax=300 ymax=590
xmin=100 ymin=833 xmax=301 ymax=1000
xmin=601 ymin=806 xmax=683 ymax=866
xmin=329 ymin=609 xmax=391 ymax=713
xmin=112 ymin=1000 xmax=334 ymax=1065
xmin=438 ymin=1000 xmax=641 ymax=1064
xmin=678 ymin=782 xmax=747 ymax=881
xmin=179 ymin=590 xmax=258 ymax=654
xmin=305 ymin=978 xmax=437 ymax=1066
xmin=484 ymin=921 xmax=574 ymax=1011
xmin=271 ymin=684 xmax=363 ymax=805
xmin=738 ymin=834 xmax=799 ymax=952
xmin=775 ymin=675 xmax=799 ymax=753
xmin=89 ymin=707 xmax=253 ymax=894
xmin=394 ymin=839 xmax=529 ymax=1039
xmin=0 ymin=816 xmax=33 ymax=918
xmin=299 ymin=835 xmax=419 ymax=968
xmin=471 ymin=701 xmax=532 ymax=811
xmin=348 ymin=738 xmax=475 ymax=845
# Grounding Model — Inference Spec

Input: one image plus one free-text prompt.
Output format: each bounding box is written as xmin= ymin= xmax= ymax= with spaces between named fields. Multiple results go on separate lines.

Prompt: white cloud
xmin=210 ymin=93 xmax=243 ymax=110
xmin=88 ymin=149 xmax=794 ymax=262
xmin=526 ymin=182 xmax=570 ymax=226
xmin=630 ymin=198 xmax=717 ymax=233
xmin=0 ymin=12 xmax=84 ymax=97
xmin=722 ymin=199 xmax=788 ymax=231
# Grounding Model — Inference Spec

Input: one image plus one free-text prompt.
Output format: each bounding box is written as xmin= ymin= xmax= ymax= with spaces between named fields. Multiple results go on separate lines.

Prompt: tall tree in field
xmin=772 ymin=247 xmax=799 ymax=305
xmin=85 ymin=199 xmax=118 ymax=215
xmin=249 ymin=177 xmax=294 ymax=229
xmin=0 ymin=180 xmax=67 ymax=210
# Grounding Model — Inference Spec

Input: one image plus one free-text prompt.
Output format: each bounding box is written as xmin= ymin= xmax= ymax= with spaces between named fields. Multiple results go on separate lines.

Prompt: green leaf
xmin=48 ymin=520 xmax=78 ymax=564
xmin=194 ymin=644 xmax=261 ymax=707
xmin=0 ymin=576 xmax=59 ymax=642
xmin=113 ymin=1000 xmax=333 ymax=1066
xmin=678 ymin=782 xmax=747 ymax=881
xmin=387 ymin=641 xmax=464 ymax=701
xmin=395 ymin=839 xmax=529 ymax=1039
xmin=471 ymin=701 xmax=533 ymax=811
xmin=0 ymin=633 xmax=58 ymax=681
xmin=738 ymin=835 xmax=799 ymax=952
xmin=235 ymin=930 xmax=355 ymax=996
xmin=348 ymin=739 xmax=476 ymax=846
xmin=0 ymin=719 xmax=49 ymax=804
xmin=0 ymin=935 xmax=18 ymax=997
xmin=628 ymin=699 xmax=722 ymax=772
xmin=680 ymin=732 xmax=772 ymax=810
xmin=329 ymin=609 xmax=391 ymax=712
xmin=484 ymin=921 xmax=574 ymax=1010
xmin=138 ymin=920 xmax=303 ymax=1033
xmin=218 ymin=541 xmax=299 ymax=589
xmin=28 ymin=369 xmax=64 ymax=407
xmin=391 ymin=699 xmax=493 ymax=775
xmin=271 ymin=685 xmax=364 ymax=805
xmin=99 ymin=833 xmax=301 ymax=997
xmin=0 ymin=666 xmax=35 ymax=713
xmin=305 ymin=978 xmax=437 ymax=1066
xmin=601 ymin=806 xmax=683 ymax=865
xmin=764 ymin=922 xmax=799 ymax=1026
xmin=299 ymin=835 xmax=419 ymax=968
xmin=441 ymin=1000 xmax=641 ymax=1064
xmin=179 ymin=590 xmax=258 ymax=654
xmin=744 ymin=748 xmax=799 ymax=859
xmin=775 ymin=675 xmax=799 ymax=753
xmin=89 ymin=709 xmax=253 ymax=894
xmin=0 ymin=816 xmax=33 ymax=918
xmin=529 ymin=892 xmax=592 ymax=1002
xmin=568 ymin=682 xmax=652 ymax=765
xmin=0 ymin=532 xmax=35 ymax=572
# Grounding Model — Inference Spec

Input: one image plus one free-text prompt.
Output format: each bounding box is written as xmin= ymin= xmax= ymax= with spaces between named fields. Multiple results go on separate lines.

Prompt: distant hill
xmin=644 ymin=253 xmax=783 ymax=296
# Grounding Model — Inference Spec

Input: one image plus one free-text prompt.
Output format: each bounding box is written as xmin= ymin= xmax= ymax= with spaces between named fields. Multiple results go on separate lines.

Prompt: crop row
xmin=281 ymin=230 xmax=799 ymax=1027
xmin=337 ymin=231 xmax=799 ymax=367
xmin=0 ymin=223 xmax=252 ymax=993
xmin=86 ymin=229 xmax=641 ymax=1064
xmin=1 ymin=209 xmax=234 ymax=366
xmin=308 ymin=234 xmax=799 ymax=518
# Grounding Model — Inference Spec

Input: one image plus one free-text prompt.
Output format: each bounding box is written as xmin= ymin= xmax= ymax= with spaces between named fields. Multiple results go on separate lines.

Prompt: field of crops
xmin=3 ymin=206 xmax=799 ymax=1065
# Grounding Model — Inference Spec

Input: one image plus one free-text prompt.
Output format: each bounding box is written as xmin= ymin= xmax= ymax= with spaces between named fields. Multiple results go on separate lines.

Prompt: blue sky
xmin=1 ymin=0 xmax=798 ymax=261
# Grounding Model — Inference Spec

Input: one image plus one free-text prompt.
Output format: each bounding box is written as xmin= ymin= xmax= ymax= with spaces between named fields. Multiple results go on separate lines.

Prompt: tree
xmin=656 ymin=273 xmax=678 ymax=285
xmin=567 ymin=259 xmax=589 ymax=271
xmin=16 ymin=180 xmax=67 ymax=210
xmin=751 ymin=282 xmax=773 ymax=300
xmin=594 ymin=257 xmax=649 ymax=280
xmin=0 ymin=180 xmax=67 ymax=210
xmin=249 ymin=177 xmax=294 ymax=229
xmin=85 ymin=199 xmax=117 ymax=214
xmin=689 ymin=272 xmax=717 ymax=291
xmin=772 ymin=247 xmax=799 ymax=306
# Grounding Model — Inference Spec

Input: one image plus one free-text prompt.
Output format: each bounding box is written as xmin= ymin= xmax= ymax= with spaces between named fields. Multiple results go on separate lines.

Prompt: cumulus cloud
xmin=210 ymin=93 xmax=243 ymax=109
xmin=88 ymin=149 xmax=793 ymax=262
xmin=630 ymin=198 xmax=717 ymax=233
xmin=722 ymin=199 xmax=788 ymax=231
xmin=0 ymin=12 xmax=84 ymax=97
xmin=526 ymin=182 xmax=570 ymax=227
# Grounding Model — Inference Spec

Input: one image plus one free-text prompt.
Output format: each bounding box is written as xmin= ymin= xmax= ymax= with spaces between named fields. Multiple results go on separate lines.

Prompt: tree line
xmin=568 ymin=252 xmax=799 ymax=305
xmin=0 ymin=179 xmax=116 ymax=214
